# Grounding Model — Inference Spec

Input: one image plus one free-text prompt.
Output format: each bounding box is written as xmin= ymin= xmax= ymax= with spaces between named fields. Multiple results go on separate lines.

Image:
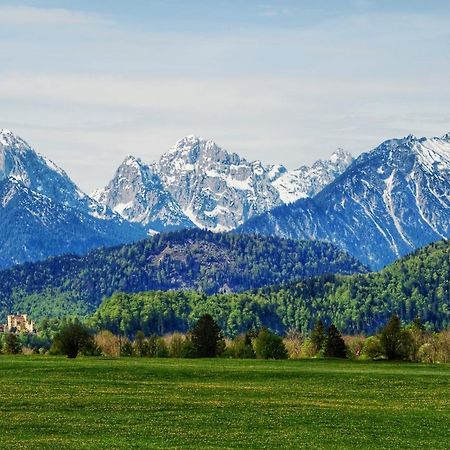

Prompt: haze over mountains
xmin=1 ymin=128 xmax=450 ymax=271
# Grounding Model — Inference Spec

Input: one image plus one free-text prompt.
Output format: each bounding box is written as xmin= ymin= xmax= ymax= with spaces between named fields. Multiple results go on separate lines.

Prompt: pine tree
xmin=311 ymin=320 xmax=326 ymax=355
xmin=379 ymin=314 xmax=403 ymax=360
xmin=324 ymin=324 xmax=347 ymax=358
xmin=3 ymin=333 xmax=21 ymax=354
xmin=190 ymin=314 xmax=224 ymax=357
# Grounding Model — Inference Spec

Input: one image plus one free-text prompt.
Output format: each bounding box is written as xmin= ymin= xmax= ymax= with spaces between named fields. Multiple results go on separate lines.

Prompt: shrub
xmin=147 ymin=335 xmax=169 ymax=357
xmin=181 ymin=338 xmax=197 ymax=358
xmin=283 ymin=329 xmax=303 ymax=359
xmin=95 ymin=330 xmax=120 ymax=357
xmin=133 ymin=331 xmax=147 ymax=357
xmin=344 ymin=335 xmax=366 ymax=359
xmin=120 ymin=339 xmax=134 ymax=356
xmin=435 ymin=331 xmax=450 ymax=364
xmin=51 ymin=322 xmax=95 ymax=358
xmin=252 ymin=328 xmax=287 ymax=360
xmin=418 ymin=342 xmax=434 ymax=363
xmin=300 ymin=338 xmax=317 ymax=358
xmin=225 ymin=333 xmax=255 ymax=359
xmin=18 ymin=332 xmax=51 ymax=352
xmin=407 ymin=318 xmax=426 ymax=362
xmin=168 ymin=333 xmax=185 ymax=358
xmin=362 ymin=336 xmax=383 ymax=359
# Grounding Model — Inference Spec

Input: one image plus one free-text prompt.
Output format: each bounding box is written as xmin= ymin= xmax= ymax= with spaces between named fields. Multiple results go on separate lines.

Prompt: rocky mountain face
xmin=96 ymin=135 xmax=353 ymax=231
xmin=154 ymin=136 xmax=283 ymax=231
xmin=272 ymin=148 xmax=354 ymax=203
xmin=0 ymin=129 xmax=146 ymax=268
xmin=92 ymin=155 xmax=194 ymax=233
xmin=238 ymin=134 xmax=450 ymax=270
xmin=0 ymin=129 xmax=109 ymax=219
xmin=0 ymin=129 xmax=352 ymax=268
xmin=7 ymin=127 xmax=449 ymax=272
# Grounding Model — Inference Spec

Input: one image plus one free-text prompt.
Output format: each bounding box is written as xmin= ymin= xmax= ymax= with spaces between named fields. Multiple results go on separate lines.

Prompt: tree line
xmin=1 ymin=313 xmax=449 ymax=364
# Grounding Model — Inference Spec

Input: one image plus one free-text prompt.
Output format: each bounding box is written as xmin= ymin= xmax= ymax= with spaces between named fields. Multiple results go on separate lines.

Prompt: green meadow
xmin=0 ymin=357 xmax=449 ymax=449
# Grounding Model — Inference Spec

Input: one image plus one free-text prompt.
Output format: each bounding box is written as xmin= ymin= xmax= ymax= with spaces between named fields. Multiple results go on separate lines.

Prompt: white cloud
xmin=0 ymin=5 xmax=111 ymax=26
xmin=0 ymin=4 xmax=449 ymax=191
xmin=1 ymin=70 xmax=449 ymax=193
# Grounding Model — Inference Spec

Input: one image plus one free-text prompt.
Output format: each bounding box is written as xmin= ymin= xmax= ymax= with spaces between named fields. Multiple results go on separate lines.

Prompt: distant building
xmin=3 ymin=314 xmax=36 ymax=334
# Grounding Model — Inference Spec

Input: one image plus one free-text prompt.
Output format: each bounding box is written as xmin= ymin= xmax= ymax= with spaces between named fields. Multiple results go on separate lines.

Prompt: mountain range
xmin=239 ymin=134 xmax=450 ymax=269
xmin=0 ymin=129 xmax=146 ymax=269
xmin=93 ymin=135 xmax=353 ymax=232
xmin=1 ymin=128 xmax=450 ymax=270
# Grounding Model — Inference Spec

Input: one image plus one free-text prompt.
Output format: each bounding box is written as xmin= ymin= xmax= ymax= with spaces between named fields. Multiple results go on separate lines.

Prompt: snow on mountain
xmin=0 ymin=128 xmax=114 ymax=219
xmin=272 ymin=148 xmax=354 ymax=203
xmin=96 ymin=135 xmax=351 ymax=232
xmin=0 ymin=129 xmax=146 ymax=268
xmin=4 ymin=127 xmax=450 ymax=271
xmin=154 ymin=135 xmax=285 ymax=231
xmin=238 ymin=133 xmax=450 ymax=269
xmin=92 ymin=155 xmax=194 ymax=233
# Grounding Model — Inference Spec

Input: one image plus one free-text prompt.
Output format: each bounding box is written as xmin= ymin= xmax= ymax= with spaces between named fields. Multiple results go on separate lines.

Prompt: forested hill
xmin=92 ymin=239 xmax=450 ymax=337
xmin=0 ymin=229 xmax=366 ymax=321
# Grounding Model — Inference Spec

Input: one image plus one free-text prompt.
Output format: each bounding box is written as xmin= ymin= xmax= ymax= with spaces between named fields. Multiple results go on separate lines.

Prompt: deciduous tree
xmin=252 ymin=328 xmax=287 ymax=359
xmin=52 ymin=322 xmax=94 ymax=359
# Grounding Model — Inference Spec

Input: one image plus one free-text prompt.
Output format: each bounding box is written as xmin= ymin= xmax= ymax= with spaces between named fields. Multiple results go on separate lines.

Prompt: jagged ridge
xmin=95 ymin=135 xmax=353 ymax=231
xmin=238 ymin=133 xmax=450 ymax=269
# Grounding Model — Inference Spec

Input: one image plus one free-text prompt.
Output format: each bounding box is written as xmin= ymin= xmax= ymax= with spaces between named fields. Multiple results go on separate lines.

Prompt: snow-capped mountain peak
xmin=239 ymin=133 xmax=450 ymax=270
xmin=93 ymin=154 xmax=194 ymax=233
xmin=0 ymin=129 xmax=148 ymax=268
xmin=441 ymin=132 xmax=450 ymax=142
xmin=156 ymin=136 xmax=284 ymax=231
xmin=0 ymin=129 xmax=82 ymax=199
xmin=95 ymin=135 xmax=354 ymax=232
xmin=272 ymin=148 xmax=354 ymax=203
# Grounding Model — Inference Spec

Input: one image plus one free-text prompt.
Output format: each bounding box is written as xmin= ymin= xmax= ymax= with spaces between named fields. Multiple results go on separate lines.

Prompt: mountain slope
xmin=272 ymin=148 xmax=354 ymax=203
xmin=0 ymin=229 xmax=366 ymax=321
xmin=1 ymin=129 xmax=108 ymax=218
xmin=154 ymin=136 xmax=283 ymax=231
xmin=95 ymin=135 xmax=353 ymax=232
xmin=92 ymin=239 xmax=450 ymax=337
xmin=92 ymin=155 xmax=194 ymax=233
xmin=239 ymin=134 xmax=450 ymax=269
xmin=0 ymin=178 xmax=145 ymax=268
xmin=0 ymin=130 xmax=147 ymax=268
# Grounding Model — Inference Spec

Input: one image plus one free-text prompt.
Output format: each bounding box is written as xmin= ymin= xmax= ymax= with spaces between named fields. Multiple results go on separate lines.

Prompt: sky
xmin=1 ymin=0 xmax=450 ymax=192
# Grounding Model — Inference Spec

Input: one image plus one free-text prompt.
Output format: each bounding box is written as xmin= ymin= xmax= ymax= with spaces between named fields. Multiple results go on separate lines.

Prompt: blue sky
xmin=1 ymin=0 xmax=450 ymax=191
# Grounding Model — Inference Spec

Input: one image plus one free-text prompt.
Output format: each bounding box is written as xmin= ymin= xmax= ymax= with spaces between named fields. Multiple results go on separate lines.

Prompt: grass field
xmin=0 ymin=357 xmax=449 ymax=449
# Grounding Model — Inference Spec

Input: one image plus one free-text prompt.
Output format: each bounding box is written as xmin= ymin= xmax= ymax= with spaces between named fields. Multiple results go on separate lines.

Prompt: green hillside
xmin=92 ymin=239 xmax=450 ymax=336
xmin=0 ymin=229 xmax=365 ymax=321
